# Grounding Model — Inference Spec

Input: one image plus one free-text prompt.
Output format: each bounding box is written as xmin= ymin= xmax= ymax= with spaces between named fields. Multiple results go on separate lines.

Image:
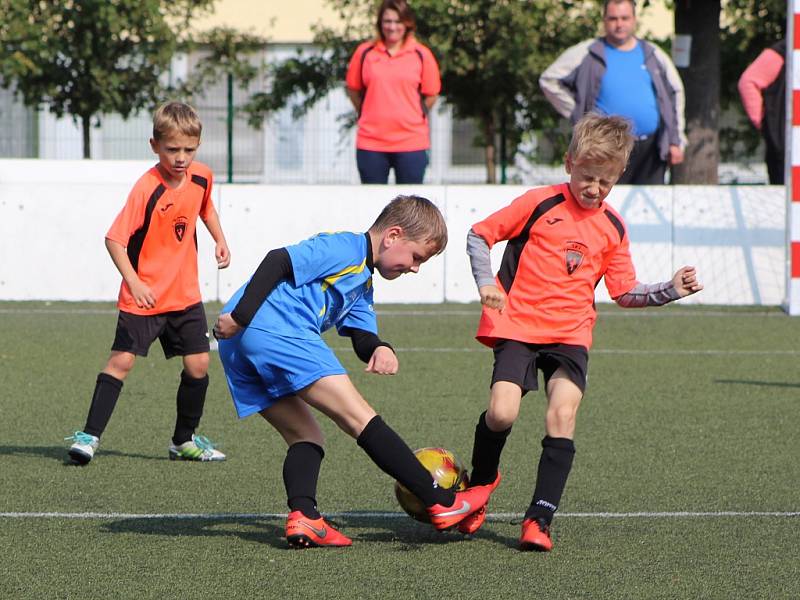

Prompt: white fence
xmin=0 ymin=160 xmax=786 ymax=305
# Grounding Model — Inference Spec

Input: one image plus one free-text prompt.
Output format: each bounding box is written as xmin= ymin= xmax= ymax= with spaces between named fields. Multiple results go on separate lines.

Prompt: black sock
xmin=525 ymin=436 xmax=576 ymax=524
xmin=83 ymin=373 xmax=123 ymax=438
xmin=357 ymin=415 xmax=454 ymax=507
xmin=172 ymin=371 xmax=208 ymax=445
xmin=469 ymin=411 xmax=512 ymax=486
xmin=284 ymin=442 xmax=324 ymax=519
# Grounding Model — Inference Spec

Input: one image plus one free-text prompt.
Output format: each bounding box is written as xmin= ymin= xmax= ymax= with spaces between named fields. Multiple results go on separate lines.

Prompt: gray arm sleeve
xmin=466 ymin=229 xmax=496 ymax=289
xmin=614 ymin=281 xmax=681 ymax=308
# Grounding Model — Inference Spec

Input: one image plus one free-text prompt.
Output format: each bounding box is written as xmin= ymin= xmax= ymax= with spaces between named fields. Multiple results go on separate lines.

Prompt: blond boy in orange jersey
xmin=460 ymin=113 xmax=703 ymax=551
xmin=66 ymin=101 xmax=230 ymax=465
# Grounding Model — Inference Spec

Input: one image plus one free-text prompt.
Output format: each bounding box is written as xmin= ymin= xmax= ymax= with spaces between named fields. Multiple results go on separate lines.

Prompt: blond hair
xmin=370 ymin=195 xmax=448 ymax=253
xmin=567 ymin=113 xmax=634 ymax=168
xmin=152 ymin=101 xmax=202 ymax=140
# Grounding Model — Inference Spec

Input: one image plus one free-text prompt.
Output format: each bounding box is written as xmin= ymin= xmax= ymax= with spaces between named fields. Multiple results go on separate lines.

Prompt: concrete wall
xmin=0 ymin=160 xmax=786 ymax=305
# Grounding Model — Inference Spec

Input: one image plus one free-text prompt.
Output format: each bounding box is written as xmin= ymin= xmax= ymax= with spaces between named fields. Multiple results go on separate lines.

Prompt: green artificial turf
xmin=1 ymin=302 xmax=798 ymax=599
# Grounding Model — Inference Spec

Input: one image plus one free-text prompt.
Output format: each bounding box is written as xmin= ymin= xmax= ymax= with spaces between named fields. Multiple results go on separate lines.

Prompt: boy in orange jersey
xmin=66 ymin=101 xmax=231 ymax=465
xmin=459 ymin=113 xmax=703 ymax=551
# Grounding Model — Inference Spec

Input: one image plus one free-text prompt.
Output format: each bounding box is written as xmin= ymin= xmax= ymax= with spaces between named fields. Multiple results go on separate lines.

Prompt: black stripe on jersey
xmin=126 ymin=184 xmax=166 ymax=272
xmin=497 ymin=194 xmax=566 ymax=293
xmin=358 ymin=45 xmax=375 ymax=118
xmin=603 ymin=209 xmax=625 ymax=242
xmin=191 ymin=174 xmax=208 ymax=190
xmin=191 ymin=175 xmax=208 ymax=252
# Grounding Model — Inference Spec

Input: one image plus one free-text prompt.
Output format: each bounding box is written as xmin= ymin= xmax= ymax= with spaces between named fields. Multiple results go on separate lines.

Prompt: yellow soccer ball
xmin=394 ymin=447 xmax=470 ymax=523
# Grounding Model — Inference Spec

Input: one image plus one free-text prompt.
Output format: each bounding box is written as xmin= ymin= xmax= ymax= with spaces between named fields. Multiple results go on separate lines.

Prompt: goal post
xmin=787 ymin=0 xmax=800 ymax=314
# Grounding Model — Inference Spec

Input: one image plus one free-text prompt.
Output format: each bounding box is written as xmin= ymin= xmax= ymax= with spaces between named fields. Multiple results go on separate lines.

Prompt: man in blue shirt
xmin=540 ymin=0 xmax=687 ymax=184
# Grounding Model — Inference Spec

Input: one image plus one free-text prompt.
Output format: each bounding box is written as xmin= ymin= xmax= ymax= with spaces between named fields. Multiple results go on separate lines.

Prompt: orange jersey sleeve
xmin=597 ymin=204 xmax=638 ymax=299
xmin=418 ymin=43 xmax=441 ymax=97
xmin=471 ymin=186 xmax=555 ymax=248
xmin=106 ymin=177 xmax=150 ymax=248
xmin=345 ymin=41 xmax=373 ymax=92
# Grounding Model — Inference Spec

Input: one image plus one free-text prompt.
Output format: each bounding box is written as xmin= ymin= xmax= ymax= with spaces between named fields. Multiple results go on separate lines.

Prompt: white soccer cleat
xmin=168 ymin=434 xmax=226 ymax=461
xmin=66 ymin=431 xmax=100 ymax=465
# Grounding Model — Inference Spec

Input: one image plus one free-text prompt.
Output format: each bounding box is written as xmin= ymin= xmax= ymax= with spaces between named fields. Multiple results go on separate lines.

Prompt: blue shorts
xmin=217 ymin=328 xmax=346 ymax=419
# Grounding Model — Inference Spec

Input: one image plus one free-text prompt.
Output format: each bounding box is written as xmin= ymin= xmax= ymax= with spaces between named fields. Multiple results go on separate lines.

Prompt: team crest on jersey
xmin=173 ymin=216 xmax=188 ymax=241
xmin=564 ymin=241 xmax=587 ymax=275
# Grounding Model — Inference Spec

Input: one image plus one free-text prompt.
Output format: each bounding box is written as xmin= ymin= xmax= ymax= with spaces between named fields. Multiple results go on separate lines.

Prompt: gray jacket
xmin=540 ymin=38 xmax=687 ymax=161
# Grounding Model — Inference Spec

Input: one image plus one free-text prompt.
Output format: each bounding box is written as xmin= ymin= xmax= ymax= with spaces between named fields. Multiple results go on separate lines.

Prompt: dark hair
xmin=376 ymin=0 xmax=416 ymax=41
xmin=603 ymin=0 xmax=636 ymax=16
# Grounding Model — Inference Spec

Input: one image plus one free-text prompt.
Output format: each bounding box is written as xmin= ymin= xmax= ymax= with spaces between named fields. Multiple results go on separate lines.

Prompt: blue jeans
xmin=356 ymin=149 xmax=429 ymax=184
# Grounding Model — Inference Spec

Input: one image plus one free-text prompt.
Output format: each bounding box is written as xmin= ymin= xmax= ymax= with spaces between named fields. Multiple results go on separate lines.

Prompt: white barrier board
xmin=0 ymin=161 xmax=788 ymax=307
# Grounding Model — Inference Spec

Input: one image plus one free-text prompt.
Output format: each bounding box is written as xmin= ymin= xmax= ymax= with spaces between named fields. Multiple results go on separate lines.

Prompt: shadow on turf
xmin=100 ymin=514 xmax=520 ymax=550
xmin=715 ymin=379 xmax=800 ymax=389
xmin=337 ymin=515 xmax=520 ymax=549
xmin=0 ymin=444 xmax=165 ymax=465
xmin=102 ymin=517 xmax=288 ymax=549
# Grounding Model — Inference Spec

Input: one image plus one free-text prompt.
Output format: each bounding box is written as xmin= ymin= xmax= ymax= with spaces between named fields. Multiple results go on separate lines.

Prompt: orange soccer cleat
xmin=519 ymin=517 xmax=553 ymax=552
xmin=427 ymin=484 xmax=491 ymax=530
xmin=285 ymin=511 xmax=353 ymax=549
xmin=457 ymin=471 xmax=502 ymax=535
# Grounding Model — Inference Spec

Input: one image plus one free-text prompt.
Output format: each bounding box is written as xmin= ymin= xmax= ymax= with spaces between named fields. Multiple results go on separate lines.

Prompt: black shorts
xmin=111 ymin=302 xmax=211 ymax=359
xmin=491 ymin=340 xmax=588 ymax=394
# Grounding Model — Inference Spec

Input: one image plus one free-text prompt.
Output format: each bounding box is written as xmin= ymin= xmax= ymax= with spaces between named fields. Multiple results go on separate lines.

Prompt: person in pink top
xmin=346 ymin=0 xmax=441 ymax=184
xmin=738 ymin=40 xmax=785 ymax=184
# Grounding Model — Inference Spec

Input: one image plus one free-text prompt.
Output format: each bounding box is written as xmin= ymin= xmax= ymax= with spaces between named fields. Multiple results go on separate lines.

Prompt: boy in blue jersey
xmin=213 ymin=195 xmax=493 ymax=548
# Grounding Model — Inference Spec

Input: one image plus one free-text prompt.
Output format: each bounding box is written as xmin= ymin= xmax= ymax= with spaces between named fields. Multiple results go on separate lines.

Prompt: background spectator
xmin=345 ymin=0 xmax=440 ymax=184
xmin=539 ymin=0 xmax=686 ymax=185
xmin=738 ymin=40 xmax=786 ymax=185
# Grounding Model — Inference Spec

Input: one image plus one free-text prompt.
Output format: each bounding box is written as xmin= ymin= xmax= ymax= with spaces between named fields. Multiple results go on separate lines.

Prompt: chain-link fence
xmin=0 ymin=48 xmax=770 ymax=185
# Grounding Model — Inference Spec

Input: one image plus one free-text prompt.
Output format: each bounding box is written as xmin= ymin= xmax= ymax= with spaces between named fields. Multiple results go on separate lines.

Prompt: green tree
xmin=0 ymin=0 xmax=214 ymax=158
xmin=178 ymin=27 xmax=269 ymax=182
xmin=246 ymin=0 xmax=599 ymax=183
xmin=669 ymin=0 xmax=786 ymax=182
xmin=672 ymin=0 xmax=721 ymax=184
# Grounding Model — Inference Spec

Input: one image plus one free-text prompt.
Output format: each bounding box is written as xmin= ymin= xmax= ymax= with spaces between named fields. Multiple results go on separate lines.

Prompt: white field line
xmin=325 ymin=347 xmax=800 ymax=356
xmin=1 ymin=510 xmax=798 ymax=521
xmin=5 ymin=306 xmax=796 ymax=356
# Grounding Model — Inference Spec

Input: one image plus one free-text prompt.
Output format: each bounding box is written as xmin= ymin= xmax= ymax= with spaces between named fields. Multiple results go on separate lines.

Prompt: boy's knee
xmin=487 ymin=382 xmax=521 ymax=430
xmin=486 ymin=405 xmax=518 ymax=431
xmin=546 ymin=405 xmax=579 ymax=436
xmin=341 ymin=409 xmax=378 ymax=439
xmin=182 ymin=353 xmax=209 ymax=378
xmin=105 ymin=352 xmax=135 ymax=379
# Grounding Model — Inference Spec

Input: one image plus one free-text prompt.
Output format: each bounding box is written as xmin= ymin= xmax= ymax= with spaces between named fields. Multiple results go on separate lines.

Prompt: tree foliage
xmin=247 ymin=0 xmax=599 ymax=182
xmin=672 ymin=0 xmax=721 ymax=184
xmin=178 ymin=26 xmax=268 ymax=100
xmin=0 ymin=0 xmax=214 ymax=158
xmin=653 ymin=0 xmax=785 ymax=173
xmin=415 ymin=0 xmax=600 ymax=181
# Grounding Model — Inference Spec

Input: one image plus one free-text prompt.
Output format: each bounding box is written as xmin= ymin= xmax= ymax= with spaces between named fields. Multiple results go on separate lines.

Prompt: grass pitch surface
xmin=1 ymin=302 xmax=798 ymax=599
